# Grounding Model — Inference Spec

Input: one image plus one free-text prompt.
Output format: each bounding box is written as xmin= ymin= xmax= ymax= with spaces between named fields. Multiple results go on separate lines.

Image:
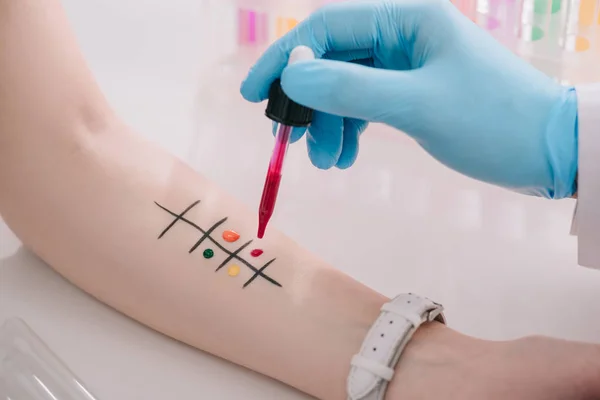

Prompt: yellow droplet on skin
xmin=228 ymin=265 xmax=241 ymax=277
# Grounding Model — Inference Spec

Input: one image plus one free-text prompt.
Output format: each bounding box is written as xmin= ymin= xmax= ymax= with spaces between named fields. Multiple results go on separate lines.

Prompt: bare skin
xmin=392 ymin=324 xmax=600 ymax=399
xmin=0 ymin=1 xmax=599 ymax=399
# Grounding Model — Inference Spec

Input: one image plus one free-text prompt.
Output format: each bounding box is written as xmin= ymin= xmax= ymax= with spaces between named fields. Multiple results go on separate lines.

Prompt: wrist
xmin=274 ymin=263 xmax=388 ymax=400
xmin=385 ymin=322 xmax=484 ymax=399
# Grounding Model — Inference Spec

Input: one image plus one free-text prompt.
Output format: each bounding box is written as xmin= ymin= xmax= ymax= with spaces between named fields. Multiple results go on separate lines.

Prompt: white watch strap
xmin=347 ymin=293 xmax=445 ymax=400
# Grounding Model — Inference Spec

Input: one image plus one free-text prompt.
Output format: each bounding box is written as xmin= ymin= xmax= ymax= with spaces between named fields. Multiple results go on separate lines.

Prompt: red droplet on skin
xmin=223 ymin=230 xmax=240 ymax=242
xmin=250 ymin=249 xmax=264 ymax=257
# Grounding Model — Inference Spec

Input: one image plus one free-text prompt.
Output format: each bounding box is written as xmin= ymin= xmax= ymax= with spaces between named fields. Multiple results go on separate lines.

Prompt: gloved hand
xmin=240 ymin=0 xmax=578 ymax=199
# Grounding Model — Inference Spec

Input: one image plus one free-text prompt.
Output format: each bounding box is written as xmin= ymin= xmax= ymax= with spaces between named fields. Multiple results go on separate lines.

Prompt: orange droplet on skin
xmin=223 ymin=230 xmax=240 ymax=242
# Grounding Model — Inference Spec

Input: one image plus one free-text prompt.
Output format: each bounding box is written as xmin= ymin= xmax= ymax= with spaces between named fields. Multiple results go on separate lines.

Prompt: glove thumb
xmin=281 ymin=59 xmax=424 ymax=131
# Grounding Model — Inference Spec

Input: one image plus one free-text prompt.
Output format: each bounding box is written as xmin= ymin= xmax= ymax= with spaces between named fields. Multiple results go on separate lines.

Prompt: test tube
xmin=0 ymin=318 xmax=99 ymax=400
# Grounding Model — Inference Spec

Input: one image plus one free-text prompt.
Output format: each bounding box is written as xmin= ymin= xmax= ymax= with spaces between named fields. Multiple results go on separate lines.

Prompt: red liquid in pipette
xmin=257 ymin=124 xmax=292 ymax=238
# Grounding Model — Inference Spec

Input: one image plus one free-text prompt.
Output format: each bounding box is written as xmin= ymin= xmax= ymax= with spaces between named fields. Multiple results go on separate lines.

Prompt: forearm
xmin=0 ymin=112 xmax=390 ymax=398
xmin=0 ymin=2 xmax=383 ymax=398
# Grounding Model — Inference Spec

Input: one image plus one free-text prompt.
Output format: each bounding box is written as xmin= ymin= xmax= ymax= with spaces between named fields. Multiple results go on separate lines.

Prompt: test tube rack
xmin=234 ymin=0 xmax=600 ymax=83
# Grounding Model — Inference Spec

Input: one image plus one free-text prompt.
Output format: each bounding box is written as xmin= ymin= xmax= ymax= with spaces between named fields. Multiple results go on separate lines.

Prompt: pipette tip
xmin=257 ymin=223 xmax=266 ymax=239
xmin=257 ymin=210 xmax=272 ymax=239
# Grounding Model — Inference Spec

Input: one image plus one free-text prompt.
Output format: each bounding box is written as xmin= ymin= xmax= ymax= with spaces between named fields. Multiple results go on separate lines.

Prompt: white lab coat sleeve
xmin=571 ymin=83 xmax=600 ymax=268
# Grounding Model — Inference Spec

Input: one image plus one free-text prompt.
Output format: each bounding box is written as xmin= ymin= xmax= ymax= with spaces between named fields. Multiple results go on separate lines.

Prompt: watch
xmin=347 ymin=293 xmax=445 ymax=400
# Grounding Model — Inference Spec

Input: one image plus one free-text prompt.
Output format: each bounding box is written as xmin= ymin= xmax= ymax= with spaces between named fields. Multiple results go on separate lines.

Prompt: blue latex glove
xmin=240 ymin=0 xmax=578 ymax=199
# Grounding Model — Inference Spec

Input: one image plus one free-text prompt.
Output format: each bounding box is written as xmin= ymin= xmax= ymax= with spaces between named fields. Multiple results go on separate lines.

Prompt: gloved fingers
xmin=306 ymin=111 xmax=344 ymax=170
xmin=323 ymin=49 xmax=373 ymax=62
xmin=324 ymin=51 xmax=376 ymax=68
xmin=281 ymin=58 xmax=423 ymax=128
xmin=272 ymin=122 xmax=306 ymax=143
xmin=290 ymin=126 xmax=307 ymax=143
xmin=336 ymin=118 xmax=368 ymax=169
xmin=325 ymin=50 xmax=400 ymax=70
xmin=240 ymin=1 xmax=395 ymax=103
xmin=350 ymin=58 xmax=375 ymax=68
xmin=271 ymin=56 xmax=370 ymax=149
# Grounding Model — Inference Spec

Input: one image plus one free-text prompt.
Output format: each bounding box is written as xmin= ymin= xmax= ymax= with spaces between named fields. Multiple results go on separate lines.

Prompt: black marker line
xmin=243 ymin=259 xmax=279 ymax=288
xmin=157 ymin=205 xmax=241 ymax=262
xmin=215 ymin=240 xmax=253 ymax=272
xmin=188 ymin=217 xmax=228 ymax=254
xmin=155 ymin=202 xmax=282 ymax=287
xmin=156 ymin=200 xmax=200 ymax=239
xmin=244 ymin=267 xmax=280 ymax=287
xmin=157 ymin=204 xmax=263 ymax=272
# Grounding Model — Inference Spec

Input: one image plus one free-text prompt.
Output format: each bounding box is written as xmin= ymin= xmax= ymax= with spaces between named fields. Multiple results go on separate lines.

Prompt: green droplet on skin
xmin=203 ymin=249 xmax=214 ymax=259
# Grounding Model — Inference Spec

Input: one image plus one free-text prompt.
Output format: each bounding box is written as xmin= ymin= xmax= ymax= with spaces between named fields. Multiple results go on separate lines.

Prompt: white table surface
xmin=2 ymin=0 xmax=600 ymax=399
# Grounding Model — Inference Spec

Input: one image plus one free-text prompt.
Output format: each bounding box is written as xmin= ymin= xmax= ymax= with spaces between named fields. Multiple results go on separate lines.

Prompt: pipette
xmin=257 ymin=46 xmax=315 ymax=239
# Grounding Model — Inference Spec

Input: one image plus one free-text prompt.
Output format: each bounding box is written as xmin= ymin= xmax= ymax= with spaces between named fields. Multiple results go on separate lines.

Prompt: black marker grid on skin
xmin=155 ymin=200 xmax=281 ymax=288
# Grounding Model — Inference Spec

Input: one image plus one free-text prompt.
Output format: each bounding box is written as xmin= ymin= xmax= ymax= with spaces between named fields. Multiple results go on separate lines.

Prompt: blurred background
xmin=1 ymin=0 xmax=600 ymax=399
